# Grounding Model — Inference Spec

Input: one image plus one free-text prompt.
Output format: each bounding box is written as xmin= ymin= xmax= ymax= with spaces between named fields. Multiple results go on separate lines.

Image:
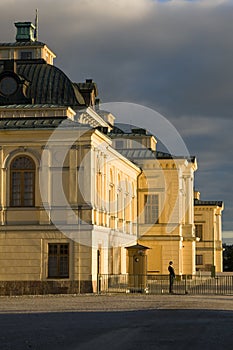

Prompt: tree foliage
xmin=223 ymin=244 xmax=233 ymax=271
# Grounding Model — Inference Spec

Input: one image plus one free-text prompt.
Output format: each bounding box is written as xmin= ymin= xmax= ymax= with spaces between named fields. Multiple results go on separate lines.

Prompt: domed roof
xmin=16 ymin=60 xmax=85 ymax=106
xmin=0 ymin=21 xmax=98 ymax=108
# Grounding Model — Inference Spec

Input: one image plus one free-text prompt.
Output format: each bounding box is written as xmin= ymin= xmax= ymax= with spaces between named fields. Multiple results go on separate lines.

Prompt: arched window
xmin=10 ymin=156 xmax=35 ymax=207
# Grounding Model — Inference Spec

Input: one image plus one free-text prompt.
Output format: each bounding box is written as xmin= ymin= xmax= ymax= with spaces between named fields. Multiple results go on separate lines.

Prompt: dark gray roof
xmin=0 ymin=104 xmax=68 ymax=109
xmin=111 ymin=123 xmax=152 ymax=135
xmin=118 ymin=148 xmax=156 ymax=159
xmin=156 ymin=151 xmax=196 ymax=163
xmin=0 ymin=41 xmax=46 ymax=47
xmin=194 ymin=199 xmax=223 ymax=207
xmin=0 ymin=59 xmax=87 ymax=107
xmin=0 ymin=117 xmax=85 ymax=130
xmin=117 ymin=148 xmax=196 ymax=162
xmin=16 ymin=61 xmax=85 ymax=106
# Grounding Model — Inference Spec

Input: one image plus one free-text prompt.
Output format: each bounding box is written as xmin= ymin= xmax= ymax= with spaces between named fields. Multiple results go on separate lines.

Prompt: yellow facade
xmin=0 ymin=117 xmax=140 ymax=293
xmin=134 ymin=149 xmax=197 ymax=275
xmin=194 ymin=192 xmax=224 ymax=273
xmin=0 ymin=21 xmax=224 ymax=295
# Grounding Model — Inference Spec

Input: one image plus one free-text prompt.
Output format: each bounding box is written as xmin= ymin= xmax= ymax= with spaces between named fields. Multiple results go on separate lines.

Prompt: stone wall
xmin=0 ymin=280 xmax=93 ymax=296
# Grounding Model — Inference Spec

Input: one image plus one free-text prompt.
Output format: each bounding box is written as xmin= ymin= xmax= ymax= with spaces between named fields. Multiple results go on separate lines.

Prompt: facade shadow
xmin=0 ymin=309 xmax=233 ymax=350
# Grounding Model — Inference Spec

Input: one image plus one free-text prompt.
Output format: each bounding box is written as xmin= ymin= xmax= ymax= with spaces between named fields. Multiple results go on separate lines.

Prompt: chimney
xmin=15 ymin=22 xmax=36 ymax=42
xmin=85 ymin=78 xmax=93 ymax=84
xmin=95 ymin=98 xmax=100 ymax=110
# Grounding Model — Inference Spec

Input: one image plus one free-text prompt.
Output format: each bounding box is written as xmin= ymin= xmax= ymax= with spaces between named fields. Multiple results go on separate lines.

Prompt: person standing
xmin=168 ymin=261 xmax=175 ymax=293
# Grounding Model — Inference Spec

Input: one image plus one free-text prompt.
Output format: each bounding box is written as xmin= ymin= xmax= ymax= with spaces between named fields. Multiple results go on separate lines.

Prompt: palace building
xmin=0 ymin=21 xmax=223 ymax=294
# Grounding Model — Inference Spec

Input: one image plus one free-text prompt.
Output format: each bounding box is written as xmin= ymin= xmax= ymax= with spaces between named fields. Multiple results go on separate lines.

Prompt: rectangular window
xmin=48 ymin=243 xmax=69 ymax=278
xmin=196 ymin=255 xmax=203 ymax=265
xmin=195 ymin=224 xmax=203 ymax=241
xmin=20 ymin=51 xmax=32 ymax=59
xmin=144 ymin=194 xmax=159 ymax=224
xmin=24 ymin=172 xmax=34 ymax=206
xmin=11 ymin=172 xmax=21 ymax=206
xmin=10 ymin=156 xmax=35 ymax=207
xmin=11 ymin=171 xmax=35 ymax=207
xmin=115 ymin=140 xmax=124 ymax=149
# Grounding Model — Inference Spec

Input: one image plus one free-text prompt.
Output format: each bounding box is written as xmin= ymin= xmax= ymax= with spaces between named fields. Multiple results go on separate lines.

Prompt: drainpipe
xmin=136 ymin=168 xmax=143 ymax=243
xmin=211 ymin=226 xmax=216 ymax=278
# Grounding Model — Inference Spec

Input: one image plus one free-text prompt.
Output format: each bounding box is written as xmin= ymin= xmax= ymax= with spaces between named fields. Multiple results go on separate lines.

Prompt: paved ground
xmin=0 ymin=294 xmax=233 ymax=349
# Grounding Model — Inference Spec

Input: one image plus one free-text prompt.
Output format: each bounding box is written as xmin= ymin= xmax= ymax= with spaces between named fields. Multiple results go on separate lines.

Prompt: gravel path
xmin=1 ymin=293 xmax=233 ymax=313
xmin=1 ymin=294 xmax=233 ymax=350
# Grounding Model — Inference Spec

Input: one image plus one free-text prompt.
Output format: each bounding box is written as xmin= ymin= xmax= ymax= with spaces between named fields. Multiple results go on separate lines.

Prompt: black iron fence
xmin=97 ymin=274 xmax=233 ymax=295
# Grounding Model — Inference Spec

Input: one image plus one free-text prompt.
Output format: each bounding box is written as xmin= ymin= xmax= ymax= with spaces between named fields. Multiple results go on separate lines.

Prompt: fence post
xmin=97 ymin=274 xmax=101 ymax=294
xmin=98 ymin=273 xmax=233 ymax=295
xmin=185 ymin=275 xmax=187 ymax=294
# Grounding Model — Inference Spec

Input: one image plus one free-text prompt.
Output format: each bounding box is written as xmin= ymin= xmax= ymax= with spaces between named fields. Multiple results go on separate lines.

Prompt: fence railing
xmin=97 ymin=274 xmax=233 ymax=295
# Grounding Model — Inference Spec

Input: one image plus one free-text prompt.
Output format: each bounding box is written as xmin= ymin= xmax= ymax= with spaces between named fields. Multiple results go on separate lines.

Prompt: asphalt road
xmin=0 ymin=294 xmax=233 ymax=350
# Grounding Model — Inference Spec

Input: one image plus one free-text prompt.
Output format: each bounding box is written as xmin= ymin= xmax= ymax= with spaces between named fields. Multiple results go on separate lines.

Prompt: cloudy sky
xmin=0 ymin=0 xmax=233 ymax=237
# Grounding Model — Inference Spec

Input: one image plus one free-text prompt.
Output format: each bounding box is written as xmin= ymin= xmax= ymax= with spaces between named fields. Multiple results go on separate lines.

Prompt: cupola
xmin=15 ymin=22 xmax=36 ymax=42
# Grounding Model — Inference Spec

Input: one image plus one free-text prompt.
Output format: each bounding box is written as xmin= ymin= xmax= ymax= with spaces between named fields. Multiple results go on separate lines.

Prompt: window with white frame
xmin=144 ymin=194 xmax=159 ymax=224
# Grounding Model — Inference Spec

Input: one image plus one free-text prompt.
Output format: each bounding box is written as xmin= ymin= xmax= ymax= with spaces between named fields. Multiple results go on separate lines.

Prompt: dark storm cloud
xmin=0 ymin=0 xmax=232 ymax=232
xmin=175 ymin=114 xmax=233 ymax=230
xmin=1 ymin=1 xmax=233 ymax=118
xmin=43 ymin=0 xmax=233 ymax=119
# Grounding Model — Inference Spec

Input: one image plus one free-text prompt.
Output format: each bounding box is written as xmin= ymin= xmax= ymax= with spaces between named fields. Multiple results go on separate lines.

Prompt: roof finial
xmin=34 ymin=8 xmax=38 ymax=41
